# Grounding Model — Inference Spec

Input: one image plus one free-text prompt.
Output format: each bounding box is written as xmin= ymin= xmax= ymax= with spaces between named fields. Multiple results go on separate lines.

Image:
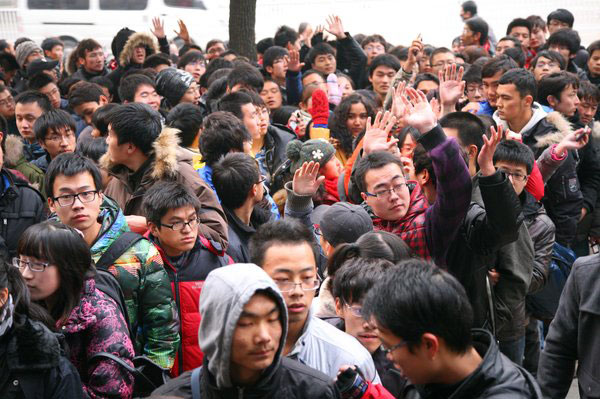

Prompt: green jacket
xmin=3 ymin=134 xmax=45 ymax=194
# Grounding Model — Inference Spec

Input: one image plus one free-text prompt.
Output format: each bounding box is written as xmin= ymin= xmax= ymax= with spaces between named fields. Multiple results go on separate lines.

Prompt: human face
xmin=73 ymin=101 xmax=100 ymax=125
xmin=184 ymin=60 xmax=206 ymax=82
xmin=320 ymin=157 xmax=342 ymax=179
xmin=46 ymin=45 xmax=64 ymax=62
xmin=578 ymin=98 xmax=598 ymax=125
xmin=336 ymin=299 xmax=381 ymax=354
xmin=532 ymin=56 xmax=561 ymax=82
xmin=261 ymin=242 xmax=317 ymax=326
xmin=587 ymin=50 xmax=600 ymax=78
xmin=49 ymin=171 xmax=102 ymax=233
xmin=81 ymin=47 xmax=105 ymax=73
xmin=466 ymin=82 xmax=484 ymax=102
xmin=461 ymin=25 xmax=477 ymax=46
xmin=151 ymin=205 xmax=198 ymax=257
xmin=25 ymin=50 xmax=43 ymax=66
xmin=19 ymin=255 xmax=60 ymax=302
xmin=106 ymin=124 xmax=130 ymax=165
xmin=459 ymin=8 xmax=472 ymax=21
xmin=495 ymin=161 xmax=528 ymax=195
xmin=482 ymin=71 xmax=503 ymax=108
xmin=313 ymin=53 xmax=336 ymax=75
xmin=418 ymin=57 xmax=432 ymax=74
xmin=179 ymin=81 xmax=200 ymax=105
xmin=39 ymin=82 xmax=61 ymax=109
xmin=415 ymin=80 xmax=439 ymax=96
xmin=548 ymin=44 xmax=572 ymax=66
xmin=400 ymin=134 xmax=416 ymax=158
xmin=369 ymin=66 xmax=396 ymax=99
xmin=496 ymin=83 xmax=531 ymax=124
xmin=241 ymin=102 xmax=260 ymax=139
xmin=362 ymin=163 xmax=411 ymax=221
xmin=0 ymin=90 xmax=15 ymax=119
xmin=430 ymin=52 xmax=455 ymax=76
xmin=509 ymin=27 xmax=530 ymax=49
xmin=131 ymin=46 xmax=146 ymax=65
xmin=364 ymin=41 xmax=386 ymax=65
xmin=547 ymin=19 xmax=570 ymax=34
xmin=206 ymin=42 xmax=226 ymax=60
xmin=346 ymin=102 xmax=368 ymax=137
xmin=260 ymin=80 xmax=283 ymax=111
xmin=553 ymin=84 xmax=580 ymax=117
xmin=337 ymin=76 xmax=354 ymax=98
xmin=257 ymin=106 xmax=269 ymax=137
xmin=41 ymin=126 xmax=76 ymax=159
xmin=529 ymin=27 xmax=546 ymax=50
xmin=302 ymin=72 xmax=327 ymax=92
xmin=15 ymin=101 xmax=44 ymax=143
xmin=230 ymin=293 xmax=282 ymax=385
xmin=495 ymin=39 xmax=516 ymax=55
xmin=133 ymin=84 xmax=161 ymax=111
xmin=268 ymin=57 xmax=288 ymax=81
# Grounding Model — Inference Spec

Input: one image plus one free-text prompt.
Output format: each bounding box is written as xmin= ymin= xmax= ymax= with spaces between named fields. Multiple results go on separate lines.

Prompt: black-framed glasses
xmin=13 ymin=258 xmax=50 ymax=272
xmin=52 ymin=190 xmax=98 ymax=207
xmin=365 ymin=183 xmax=407 ymax=200
xmin=160 ymin=216 xmax=199 ymax=231
xmin=382 ymin=340 xmax=408 ymax=355
xmin=497 ymin=168 xmax=528 ymax=182
xmin=274 ymin=276 xmax=321 ymax=293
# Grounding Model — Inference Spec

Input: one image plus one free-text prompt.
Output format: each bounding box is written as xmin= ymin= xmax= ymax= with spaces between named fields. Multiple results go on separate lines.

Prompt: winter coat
xmin=223 ymin=206 xmax=255 ymax=264
xmin=71 ymin=66 xmax=109 ymax=81
xmin=146 ymin=233 xmax=231 ymax=376
xmin=264 ymin=124 xmax=295 ymax=193
xmin=335 ymin=33 xmax=368 ymax=92
xmin=403 ymin=329 xmax=542 ymax=398
xmin=0 ymin=168 xmax=45 ymax=257
xmin=575 ymin=120 xmax=600 ymax=214
xmin=60 ymin=277 xmax=135 ymax=399
xmin=101 ymin=127 xmax=229 ymax=251
xmin=2 ymin=135 xmax=45 ymax=193
xmin=31 ymin=153 xmax=50 ymax=173
xmin=0 ymin=314 xmax=84 ymax=399
xmin=538 ymin=253 xmax=600 ymax=398
xmin=152 ymin=263 xmax=340 ymax=399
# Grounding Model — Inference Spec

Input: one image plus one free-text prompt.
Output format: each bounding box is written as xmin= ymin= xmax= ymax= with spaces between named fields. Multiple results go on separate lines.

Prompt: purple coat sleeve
xmin=419 ymin=125 xmax=472 ymax=267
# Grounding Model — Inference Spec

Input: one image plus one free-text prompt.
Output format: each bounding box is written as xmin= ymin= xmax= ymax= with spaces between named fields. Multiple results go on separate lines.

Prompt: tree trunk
xmin=228 ymin=0 xmax=257 ymax=62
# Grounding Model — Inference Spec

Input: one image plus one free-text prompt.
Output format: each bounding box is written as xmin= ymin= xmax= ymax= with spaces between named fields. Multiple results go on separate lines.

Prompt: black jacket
xmin=0 ymin=315 xmax=84 ymax=399
xmin=223 ymin=206 xmax=256 ymax=264
xmin=151 ymin=357 xmax=340 ymax=398
xmin=403 ymin=329 xmax=542 ymax=399
xmin=573 ymin=119 xmax=600 ymax=214
xmin=71 ymin=66 xmax=109 ymax=81
xmin=264 ymin=124 xmax=295 ymax=193
xmin=0 ymin=169 xmax=46 ymax=257
xmin=538 ymin=253 xmax=600 ymax=398
xmin=335 ymin=33 xmax=368 ymax=91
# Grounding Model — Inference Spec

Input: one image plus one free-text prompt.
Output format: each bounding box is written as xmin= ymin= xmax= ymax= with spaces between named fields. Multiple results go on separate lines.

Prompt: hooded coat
xmin=3 ymin=135 xmax=45 ymax=193
xmin=151 ymin=263 xmax=340 ymax=399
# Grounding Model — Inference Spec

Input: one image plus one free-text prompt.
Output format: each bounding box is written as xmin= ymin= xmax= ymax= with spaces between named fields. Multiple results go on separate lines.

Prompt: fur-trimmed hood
xmin=533 ymin=111 xmax=574 ymax=149
xmin=119 ymin=32 xmax=159 ymax=67
xmin=3 ymin=134 xmax=25 ymax=166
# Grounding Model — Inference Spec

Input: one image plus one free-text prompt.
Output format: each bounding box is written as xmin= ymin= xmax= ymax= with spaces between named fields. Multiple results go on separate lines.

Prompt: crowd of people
xmin=0 ymin=1 xmax=599 ymax=398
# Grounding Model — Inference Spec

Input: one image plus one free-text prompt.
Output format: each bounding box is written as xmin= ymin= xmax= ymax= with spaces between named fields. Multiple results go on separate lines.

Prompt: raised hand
xmin=404 ymin=34 xmax=423 ymax=73
xmin=391 ymin=81 xmax=408 ymax=120
xmin=174 ymin=19 xmax=191 ymax=44
xmin=293 ymin=161 xmax=325 ymax=196
xmin=555 ymin=126 xmax=590 ymax=156
xmin=438 ymin=63 xmax=465 ymax=110
xmin=325 ymin=15 xmax=346 ymax=39
xmin=363 ymin=111 xmax=399 ymax=155
xmin=288 ymin=49 xmax=304 ymax=72
xmin=151 ymin=17 xmax=166 ymax=39
xmin=477 ymin=124 xmax=504 ymax=176
xmin=402 ymin=88 xmax=437 ymax=134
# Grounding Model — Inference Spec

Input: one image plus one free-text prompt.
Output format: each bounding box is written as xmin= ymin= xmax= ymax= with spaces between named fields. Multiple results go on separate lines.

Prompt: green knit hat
xmin=286 ymin=139 xmax=335 ymax=174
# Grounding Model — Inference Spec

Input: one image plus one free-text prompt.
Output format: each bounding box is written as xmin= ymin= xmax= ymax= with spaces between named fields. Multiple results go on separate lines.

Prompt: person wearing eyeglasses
xmin=45 ymin=152 xmax=180 ymax=371
xmin=249 ymin=219 xmax=380 ymax=384
xmin=143 ymin=181 xmax=231 ymax=376
xmin=28 ymin=109 xmax=76 ymax=173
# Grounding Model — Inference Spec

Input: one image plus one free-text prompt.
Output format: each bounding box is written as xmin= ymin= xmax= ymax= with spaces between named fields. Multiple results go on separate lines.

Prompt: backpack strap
xmin=95 ymin=231 xmax=144 ymax=271
xmin=191 ymin=366 xmax=203 ymax=399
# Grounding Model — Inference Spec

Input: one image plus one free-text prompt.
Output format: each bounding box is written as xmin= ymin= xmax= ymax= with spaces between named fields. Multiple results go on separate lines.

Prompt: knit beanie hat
xmin=156 ymin=68 xmax=195 ymax=106
xmin=15 ymin=41 xmax=43 ymax=69
xmin=286 ymin=138 xmax=335 ymax=175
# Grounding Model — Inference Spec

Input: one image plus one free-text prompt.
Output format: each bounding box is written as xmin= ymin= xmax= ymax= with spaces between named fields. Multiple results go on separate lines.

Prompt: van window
xmin=28 ymin=0 xmax=89 ymax=9
xmin=164 ymin=0 xmax=206 ymax=9
xmin=99 ymin=0 xmax=147 ymax=10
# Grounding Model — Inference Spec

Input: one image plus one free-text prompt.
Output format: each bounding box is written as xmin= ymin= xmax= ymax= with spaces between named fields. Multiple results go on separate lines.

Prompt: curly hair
xmin=329 ymin=93 xmax=376 ymax=158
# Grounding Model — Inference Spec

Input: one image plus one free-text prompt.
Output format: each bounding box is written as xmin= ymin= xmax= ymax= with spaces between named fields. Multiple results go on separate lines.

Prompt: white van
xmin=0 ymin=0 xmax=228 ymax=50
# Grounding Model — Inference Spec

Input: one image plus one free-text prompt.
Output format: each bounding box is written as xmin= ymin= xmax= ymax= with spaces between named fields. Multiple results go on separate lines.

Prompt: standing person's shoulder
xmin=279 ymin=357 xmax=340 ymax=398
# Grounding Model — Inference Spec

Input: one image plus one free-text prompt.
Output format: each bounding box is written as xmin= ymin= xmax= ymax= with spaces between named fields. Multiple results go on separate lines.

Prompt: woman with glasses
xmin=16 ymin=221 xmax=135 ymax=399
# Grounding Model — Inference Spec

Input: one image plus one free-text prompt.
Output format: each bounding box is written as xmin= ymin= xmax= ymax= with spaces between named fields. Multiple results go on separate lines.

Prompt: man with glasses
xmin=0 ymin=84 xmax=19 ymax=136
xmin=430 ymin=47 xmax=456 ymax=77
xmin=250 ymin=219 xmax=380 ymax=383
xmin=45 ymin=152 xmax=180 ymax=370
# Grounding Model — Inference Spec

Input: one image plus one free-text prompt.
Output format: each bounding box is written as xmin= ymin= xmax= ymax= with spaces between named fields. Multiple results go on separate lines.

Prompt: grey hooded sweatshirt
xmin=152 ymin=263 xmax=340 ymax=398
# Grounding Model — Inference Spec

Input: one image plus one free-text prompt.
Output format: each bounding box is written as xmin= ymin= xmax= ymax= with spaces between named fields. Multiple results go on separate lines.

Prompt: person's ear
xmin=474 ymin=32 xmax=481 ymax=43
xmin=148 ymin=221 xmax=160 ymax=236
xmin=360 ymin=192 xmax=368 ymax=202
xmin=421 ymin=332 xmax=440 ymax=359
xmin=524 ymin=94 xmax=534 ymax=107
xmin=126 ymin=143 xmax=136 ymax=155
xmin=416 ymin=169 xmax=430 ymax=186
xmin=368 ymin=75 xmax=373 ymax=84
xmin=265 ymin=65 xmax=273 ymax=75
xmin=467 ymin=144 xmax=478 ymax=163
xmin=334 ymin=297 xmax=344 ymax=317
xmin=99 ymin=95 xmax=108 ymax=106
xmin=38 ymin=139 xmax=48 ymax=151
xmin=547 ymin=94 xmax=558 ymax=108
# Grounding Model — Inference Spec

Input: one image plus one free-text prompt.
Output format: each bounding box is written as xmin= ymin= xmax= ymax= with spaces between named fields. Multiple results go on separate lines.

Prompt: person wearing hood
xmin=156 ymin=67 xmax=200 ymax=110
xmin=151 ymin=263 xmax=340 ymax=398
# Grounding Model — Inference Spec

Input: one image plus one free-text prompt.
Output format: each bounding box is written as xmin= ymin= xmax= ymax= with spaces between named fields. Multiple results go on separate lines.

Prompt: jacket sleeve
xmin=284 ymin=181 xmax=314 ymax=229
xmin=157 ymin=36 xmax=170 ymax=55
xmin=286 ymin=70 xmax=303 ymax=106
xmin=137 ymin=244 xmax=180 ymax=369
xmin=527 ymin=216 xmax=555 ymax=294
xmin=524 ymin=162 xmax=544 ymax=201
xmin=577 ymin=138 xmax=600 ymax=213
xmin=537 ymin=257 xmax=581 ymax=398
xmin=537 ymin=145 xmax=565 ymax=183
xmin=50 ymin=356 xmax=85 ymax=399
xmin=335 ymin=34 xmax=367 ymax=91
xmin=420 ymin=125 xmax=472 ymax=266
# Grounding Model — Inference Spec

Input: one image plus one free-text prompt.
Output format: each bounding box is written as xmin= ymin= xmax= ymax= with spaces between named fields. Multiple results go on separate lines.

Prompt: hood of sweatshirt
xmin=198 ymin=263 xmax=288 ymax=389
xmin=493 ymin=102 xmax=548 ymax=135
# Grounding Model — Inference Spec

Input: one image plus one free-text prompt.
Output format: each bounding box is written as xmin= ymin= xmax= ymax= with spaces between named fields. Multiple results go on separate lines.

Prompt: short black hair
xmin=461 ymin=1 xmax=477 ymax=15
xmin=307 ymin=43 xmax=336 ymax=66
xmin=250 ymin=219 xmax=319 ymax=267
xmin=218 ymin=90 xmax=253 ymax=120
xmin=429 ymin=47 xmax=453 ymax=63
xmin=199 ymin=111 xmax=251 ymax=166
xmin=537 ymin=71 xmax=579 ymax=107
xmin=547 ymin=29 xmax=581 ymax=56
xmin=547 ymin=9 xmax=574 ymax=28
xmin=76 ymin=137 xmax=107 ymax=163
xmin=118 ymin=73 xmax=155 ymax=103
xmin=166 ymin=103 xmax=204 ymax=148
xmin=527 ymin=15 xmax=546 ymax=31
xmin=205 ymin=39 xmax=226 ymax=53
xmin=412 ymin=144 xmax=436 ymax=186
xmin=263 ymin=46 xmax=289 ymax=69
xmin=142 ymin=180 xmax=201 ymax=227
xmin=361 ymin=34 xmax=387 ymax=49
xmin=530 ymin=50 xmax=566 ymax=70
xmin=497 ymin=36 xmax=522 ymax=48
xmin=504 ymin=46 xmax=526 ymax=68
xmin=177 ymin=50 xmax=205 ymax=69
xmin=332 ymin=258 xmax=395 ymax=305
xmin=68 ymin=81 xmax=104 ymax=108
xmin=440 ymin=111 xmax=486 ymax=154
xmin=91 ymin=103 xmax=119 ymax=137
xmin=27 ymin=72 xmax=55 ymax=91
xmin=578 ymin=80 xmax=600 ymax=103
xmin=465 ymin=17 xmax=489 ymax=45
xmin=587 ymin=40 xmax=600 ymax=57
xmin=462 ymin=64 xmax=482 ymax=84
xmin=106 ymin=103 xmax=162 ymax=155
xmin=506 ymin=18 xmax=532 ymax=35
xmin=74 ymin=38 xmax=102 ymax=60
xmin=213 ymin=152 xmax=260 ymax=209
xmin=414 ymin=73 xmax=440 ymax=89
xmin=493 ymin=139 xmax=534 ymax=174
xmin=274 ymin=25 xmax=298 ymax=48
xmin=354 ymin=151 xmax=403 ymax=193
xmin=498 ymin=68 xmax=537 ymax=99
xmin=368 ymin=54 xmax=401 ymax=77
xmin=45 ymin=152 xmax=103 ymax=198
xmin=34 ymin=108 xmax=75 ymax=142
xmin=89 ymin=76 xmax=114 ymax=99
xmin=143 ymin=52 xmax=172 ymax=69
xmin=226 ymin=63 xmax=264 ymax=92
xmin=256 ymin=37 xmax=274 ymax=55
xmin=362 ymin=259 xmax=474 ymax=354
xmin=14 ymin=90 xmax=52 ymax=112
